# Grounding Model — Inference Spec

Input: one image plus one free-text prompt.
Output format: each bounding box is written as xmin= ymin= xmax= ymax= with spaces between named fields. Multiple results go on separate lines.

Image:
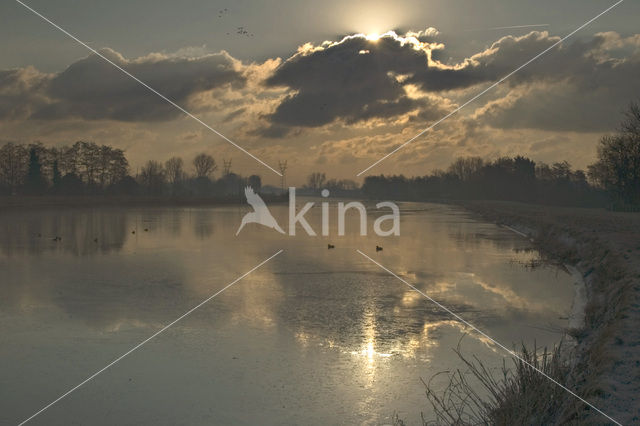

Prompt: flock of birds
xmin=41 ymin=223 xmax=384 ymax=251
xmin=235 ymin=27 xmax=254 ymax=37
xmin=44 ymin=231 xmax=383 ymax=252
xmin=42 ymin=228 xmax=150 ymax=243
xmin=36 ymin=233 xmax=65 ymax=242
xmin=217 ymin=8 xmax=255 ymax=37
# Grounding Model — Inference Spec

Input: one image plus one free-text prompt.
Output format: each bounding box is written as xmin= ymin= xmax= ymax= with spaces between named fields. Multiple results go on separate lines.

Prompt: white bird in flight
xmin=236 ymin=186 xmax=285 ymax=235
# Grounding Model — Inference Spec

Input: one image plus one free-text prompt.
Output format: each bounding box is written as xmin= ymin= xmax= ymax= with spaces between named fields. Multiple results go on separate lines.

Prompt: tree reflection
xmin=0 ymin=209 xmax=127 ymax=256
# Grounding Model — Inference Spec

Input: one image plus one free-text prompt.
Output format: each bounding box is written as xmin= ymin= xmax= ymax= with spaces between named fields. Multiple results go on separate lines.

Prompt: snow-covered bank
xmin=462 ymin=201 xmax=640 ymax=424
xmin=565 ymin=265 xmax=587 ymax=331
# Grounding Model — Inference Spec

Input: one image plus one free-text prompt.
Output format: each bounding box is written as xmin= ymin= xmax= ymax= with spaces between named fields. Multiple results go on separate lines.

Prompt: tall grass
xmin=421 ymin=341 xmax=582 ymax=425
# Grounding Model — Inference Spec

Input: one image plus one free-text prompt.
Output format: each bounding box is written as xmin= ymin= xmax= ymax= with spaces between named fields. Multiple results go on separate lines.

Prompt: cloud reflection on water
xmin=0 ymin=203 xmax=574 ymax=424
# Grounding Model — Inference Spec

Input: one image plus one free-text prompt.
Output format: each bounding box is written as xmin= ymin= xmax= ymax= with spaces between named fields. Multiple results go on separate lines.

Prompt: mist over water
xmin=0 ymin=202 xmax=574 ymax=424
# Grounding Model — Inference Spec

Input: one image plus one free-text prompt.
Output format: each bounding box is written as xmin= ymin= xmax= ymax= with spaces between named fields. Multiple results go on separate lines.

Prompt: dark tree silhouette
xmin=248 ymin=174 xmax=262 ymax=191
xmin=165 ymin=157 xmax=185 ymax=184
xmin=109 ymin=175 xmax=138 ymax=196
xmin=0 ymin=141 xmax=268 ymax=199
xmin=193 ymin=153 xmax=217 ymax=178
xmin=363 ymin=155 xmax=604 ymax=207
xmin=25 ymin=148 xmax=46 ymax=195
xmin=306 ymin=172 xmax=326 ymax=190
xmin=218 ymin=172 xmax=242 ymax=196
xmin=0 ymin=142 xmax=28 ymax=194
xmin=52 ymin=160 xmax=62 ymax=186
xmin=588 ymin=102 xmax=640 ymax=205
xmin=59 ymin=173 xmax=84 ymax=195
xmin=448 ymin=157 xmax=484 ymax=182
xmin=139 ymin=160 xmax=166 ymax=196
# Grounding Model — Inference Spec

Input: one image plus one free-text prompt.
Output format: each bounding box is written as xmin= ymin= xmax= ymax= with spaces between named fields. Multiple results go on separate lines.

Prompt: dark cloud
xmin=260 ymin=31 xmax=562 ymax=130
xmin=251 ymin=123 xmax=291 ymax=138
xmin=2 ymin=30 xmax=640 ymax=137
xmin=475 ymin=83 xmax=623 ymax=132
xmin=0 ymin=48 xmax=245 ymax=122
xmin=474 ymin=32 xmax=640 ymax=132
xmin=262 ymin=30 xmax=640 ymax=133
xmin=223 ymin=107 xmax=247 ymax=122
xmin=0 ymin=67 xmax=50 ymax=120
xmin=263 ymin=33 xmax=445 ymax=130
xmin=407 ymin=31 xmax=612 ymax=91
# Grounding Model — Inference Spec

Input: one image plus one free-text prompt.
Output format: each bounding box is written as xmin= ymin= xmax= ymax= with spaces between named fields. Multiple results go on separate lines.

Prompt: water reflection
xmin=0 ymin=208 xmax=128 ymax=256
xmin=0 ymin=203 xmax=575 ymax=425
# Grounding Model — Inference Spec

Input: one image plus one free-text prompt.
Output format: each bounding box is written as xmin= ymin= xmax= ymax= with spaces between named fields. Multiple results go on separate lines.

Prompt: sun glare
xmin=365 ymin=33 xmax=381 ymax=41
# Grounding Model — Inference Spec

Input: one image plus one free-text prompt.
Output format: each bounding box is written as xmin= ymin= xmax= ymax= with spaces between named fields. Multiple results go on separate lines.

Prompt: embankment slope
xmin=464 ymin=201 xmax=640 ymax=424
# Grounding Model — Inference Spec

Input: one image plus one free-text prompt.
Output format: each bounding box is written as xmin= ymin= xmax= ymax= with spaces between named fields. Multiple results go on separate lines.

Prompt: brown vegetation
xmin=457 ymin=201 xmax=640 ymax=424
xmin=423 ymin=341 xmax=575 ymax=425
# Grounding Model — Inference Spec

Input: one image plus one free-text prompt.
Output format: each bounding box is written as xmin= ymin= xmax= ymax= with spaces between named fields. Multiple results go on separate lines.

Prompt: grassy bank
xmin=453 ymin=201 xmax=640 ymax=424
xmin=422 ymin=342 xmax=573 ymax=425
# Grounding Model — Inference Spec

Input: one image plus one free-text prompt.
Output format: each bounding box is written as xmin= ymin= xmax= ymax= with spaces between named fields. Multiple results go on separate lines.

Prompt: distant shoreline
xmin=0 ymin=194 xmax=289 ymax=210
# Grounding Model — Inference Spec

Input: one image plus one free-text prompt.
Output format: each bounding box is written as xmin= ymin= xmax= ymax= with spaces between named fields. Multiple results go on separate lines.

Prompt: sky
xmin=1 ymin=0 xmax=639 ymax=185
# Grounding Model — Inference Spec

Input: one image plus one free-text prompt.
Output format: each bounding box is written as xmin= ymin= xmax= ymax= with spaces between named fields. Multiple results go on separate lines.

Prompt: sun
xmin=365 ymin=33 xmax=381 ymax=42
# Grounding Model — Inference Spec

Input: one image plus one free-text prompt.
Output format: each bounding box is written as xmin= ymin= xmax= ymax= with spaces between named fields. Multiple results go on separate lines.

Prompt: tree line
xmin=2 ymin=103 xmax=638 ymax=207
xmin=361 ymin=156 xmax=605 ymax=207
xmin=0 ymin=140 xmax=261 ymax=198
xmin=304 ymin=172 xmax=359 ymax=196
xmin=361 ymin=104 xmax=640 ymax=208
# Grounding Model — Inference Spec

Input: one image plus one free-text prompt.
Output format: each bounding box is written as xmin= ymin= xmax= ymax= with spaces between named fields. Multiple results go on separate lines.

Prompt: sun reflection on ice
xmin=350 ymin=313 xmax=393 ymax=380
xmin=355 ymin=340 xmax=393 ymax=364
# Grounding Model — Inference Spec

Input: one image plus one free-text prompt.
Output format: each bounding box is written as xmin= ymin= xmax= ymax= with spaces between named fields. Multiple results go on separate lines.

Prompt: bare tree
xmin=588 ymin=102 xmax=640 ymax=204
xmin=94 ymin=145 xmax=128 ymax=186
xmin=326 ymin=178 xmax=358 ymax=191
xmin=621 ymin=101 xmax=640 ymax=136
xmin=73 ymin=141 xmax=100 ymax=185
xmin=0 ymin=142 xmax=28 ymax=193
xmin=139 ymin=160 xmax=165 ymax=195
xmin=306 ymin=172 xmax=326 ymax=190
xmin=586 ymin=161 xmax=607 ymax=188
xmin=193 ymin=153 xmax=217 ymax=178
xmin=107 ymin=148 xmax=128 ymax=185
xmin=165 ymin=157 xmax=185 ymax=184
xmin=56 ymin=145 xmax=79 ymax=176
xmin=551 ymin=161 xmax=572 ymax=181
xmin=0 ymin=141 xmax=128 ymax=194
xmin=96 ymin=145 xmax=112 ymax=187
xmin=448 ymin=157 xmax=484 ymax=181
